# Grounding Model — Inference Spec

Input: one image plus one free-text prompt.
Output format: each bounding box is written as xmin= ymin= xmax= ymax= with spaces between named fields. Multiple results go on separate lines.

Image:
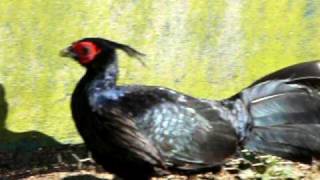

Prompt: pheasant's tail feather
xmin=229 ymin=62 xmax=320 ymax=163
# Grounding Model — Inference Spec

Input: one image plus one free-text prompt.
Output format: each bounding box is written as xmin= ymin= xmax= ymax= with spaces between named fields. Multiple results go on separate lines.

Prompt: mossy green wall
xmin=0 ymin=0 xmax=320 ymax=150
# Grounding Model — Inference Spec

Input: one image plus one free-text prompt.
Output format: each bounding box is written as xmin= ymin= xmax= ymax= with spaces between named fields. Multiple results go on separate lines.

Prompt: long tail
xmin=227 ymin=61 xmax=320 ymax=164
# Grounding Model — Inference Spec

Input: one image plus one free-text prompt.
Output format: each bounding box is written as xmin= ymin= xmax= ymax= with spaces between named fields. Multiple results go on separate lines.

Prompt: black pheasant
xmin=60 ymin=37 xmax=320 ymax=179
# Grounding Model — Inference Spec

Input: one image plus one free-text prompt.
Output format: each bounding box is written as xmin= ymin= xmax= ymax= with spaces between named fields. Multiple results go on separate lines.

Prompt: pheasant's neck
xmin=83 ymin=56 xmax=125 ymax=110
xmin=86 ymin=56 xmax=119 ymax=92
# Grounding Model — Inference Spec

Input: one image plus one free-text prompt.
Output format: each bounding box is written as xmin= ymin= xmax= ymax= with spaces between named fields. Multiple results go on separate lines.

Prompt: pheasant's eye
xmin=82 ymin=47 xmax=89 ymax=55
xmin=72 ymin=41 xmax=102 ymax=64
xmin=73 ymin=43 xmax=90 ymax=55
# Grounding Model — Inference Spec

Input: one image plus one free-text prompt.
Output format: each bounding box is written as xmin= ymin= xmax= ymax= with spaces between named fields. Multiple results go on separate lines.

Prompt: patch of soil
xmin=1 ymin=145 xmax=320 ymax=180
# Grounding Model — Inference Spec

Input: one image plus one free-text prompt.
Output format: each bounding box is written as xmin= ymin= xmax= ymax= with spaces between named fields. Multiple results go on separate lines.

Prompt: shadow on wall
xmin=0 ymin=84 xmax=95 ymax=178
xmin=0 ymin=83 xmax=64 ymax=172
xmin=0 ymin=83 xmax=63 ymax=151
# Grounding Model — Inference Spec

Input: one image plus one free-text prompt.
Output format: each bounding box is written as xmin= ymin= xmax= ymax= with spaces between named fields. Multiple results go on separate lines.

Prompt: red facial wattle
xmin=72 ymin=41 xmax=101 ymax=64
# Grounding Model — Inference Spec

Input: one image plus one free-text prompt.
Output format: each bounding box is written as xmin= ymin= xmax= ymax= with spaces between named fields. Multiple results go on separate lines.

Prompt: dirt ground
xmin=1 ymin=144 xmax=320 ymax=180
xmin=14 ymin=165 xmax=320 ymax=180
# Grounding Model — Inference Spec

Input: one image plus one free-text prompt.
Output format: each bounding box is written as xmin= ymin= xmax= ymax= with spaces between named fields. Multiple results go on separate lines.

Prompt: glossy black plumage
xmin=236 ymin=61 xmax=320 ymax=163
xmin=61 ymin=38 xmax=320 ymax=179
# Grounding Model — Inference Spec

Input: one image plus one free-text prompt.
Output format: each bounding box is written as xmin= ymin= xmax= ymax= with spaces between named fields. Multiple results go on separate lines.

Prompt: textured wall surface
xmin=0 ymin=0 xmax=320 ymax=150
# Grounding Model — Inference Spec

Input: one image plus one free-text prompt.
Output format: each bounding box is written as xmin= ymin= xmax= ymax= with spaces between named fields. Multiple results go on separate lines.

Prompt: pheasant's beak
xmin=60 ymin=46 xmax=76 ymax=58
